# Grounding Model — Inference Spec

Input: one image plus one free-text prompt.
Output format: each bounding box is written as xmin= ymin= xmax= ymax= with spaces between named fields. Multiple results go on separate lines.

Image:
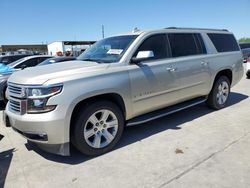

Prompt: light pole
xmin=102 ymin=25 xmax=105 ymax=39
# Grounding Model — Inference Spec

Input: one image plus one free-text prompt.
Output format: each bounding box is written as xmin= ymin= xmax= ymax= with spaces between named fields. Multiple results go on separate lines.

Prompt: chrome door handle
xmin=201 ymin=61 xmax=208 ymax=66
xmin=166 ymin=67 xmax=176 ymax=72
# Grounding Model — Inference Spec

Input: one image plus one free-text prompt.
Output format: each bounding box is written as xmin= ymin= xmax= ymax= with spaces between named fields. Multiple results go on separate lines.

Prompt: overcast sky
xmin=1 ymin=0 xmax=249 ymax=44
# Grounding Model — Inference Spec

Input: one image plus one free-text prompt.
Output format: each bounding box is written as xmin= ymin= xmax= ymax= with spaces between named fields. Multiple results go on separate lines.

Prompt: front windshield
xmin=77 ymin=35 xmax=138 ymax=63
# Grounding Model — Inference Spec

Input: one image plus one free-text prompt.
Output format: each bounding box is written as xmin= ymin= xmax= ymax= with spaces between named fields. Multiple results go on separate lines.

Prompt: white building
xmin=47 ymin=41 xmax=96 ymax=56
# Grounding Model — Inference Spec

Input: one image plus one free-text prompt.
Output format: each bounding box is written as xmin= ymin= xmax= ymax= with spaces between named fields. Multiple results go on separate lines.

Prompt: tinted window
xmin=0 ymin=57 xmax=11 ymax=64
xmin=0 ymin=55 xmax=30 ymax=65
xmin=38 ymin=58 xmax=54 ymax=66
xmin=38 ymin=57 xmax=51 ymax=63
xmin=168 ymin=33 xmax=206 ymax=57
xmin=12 ymin=56 xmax=23 ymax=61
xmin=135 ymin=34 xmax=168 ymax=60
xmin=15 ymin=58 xmax=40 ymax=68
xmin=207 ymin=33 xmax=239 ymax=52
xmin=194 ymin=34 xmax=207 ymax=54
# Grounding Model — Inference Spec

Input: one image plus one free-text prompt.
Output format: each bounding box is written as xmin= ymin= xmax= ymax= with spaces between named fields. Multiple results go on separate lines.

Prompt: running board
xmin=127 ymin=96 xmax=207 ymax=126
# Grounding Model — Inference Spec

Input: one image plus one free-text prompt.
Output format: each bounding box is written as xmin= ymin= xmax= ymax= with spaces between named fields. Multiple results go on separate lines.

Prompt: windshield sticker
xmin=107 ymin=49 xmax=123 ymax=55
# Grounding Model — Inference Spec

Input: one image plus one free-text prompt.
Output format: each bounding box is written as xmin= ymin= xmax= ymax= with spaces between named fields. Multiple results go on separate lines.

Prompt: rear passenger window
xmin=207 ymin=33 xmax=239 ymax=52
xmin=135 ymin=34 xmax=169 ymax=60
xmin=194 ymin=34 xmax=207 ymax=54
xmin=168 ymin=33 xmax=206 ymax=57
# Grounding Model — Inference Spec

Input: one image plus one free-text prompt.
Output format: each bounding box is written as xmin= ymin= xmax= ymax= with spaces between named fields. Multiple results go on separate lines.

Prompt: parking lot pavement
xmin=1 ymin=76 xmax=250 ymax=188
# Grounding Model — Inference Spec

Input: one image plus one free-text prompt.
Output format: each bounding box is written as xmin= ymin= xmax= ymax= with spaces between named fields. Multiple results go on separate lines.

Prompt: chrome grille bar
xmin=7 ymin=83 xmax=27 ymax=115
xmin=9 ymin=99 xmax=21 ymax=114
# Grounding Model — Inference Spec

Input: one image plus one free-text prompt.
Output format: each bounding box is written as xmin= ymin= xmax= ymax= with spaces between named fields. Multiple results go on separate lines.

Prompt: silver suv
xmin=5 ymin=28 xmax=243 ymax=156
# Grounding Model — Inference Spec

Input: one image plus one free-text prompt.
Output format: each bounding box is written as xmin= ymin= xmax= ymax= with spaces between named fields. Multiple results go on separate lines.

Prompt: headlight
xmin=26 ymin=84 xmax=63 ymax=113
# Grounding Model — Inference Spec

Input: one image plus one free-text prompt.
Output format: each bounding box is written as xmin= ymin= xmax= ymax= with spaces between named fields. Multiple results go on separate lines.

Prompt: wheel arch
xmin=213 ymin=69 xmax=232 ymax=85
xmin=69 ymin=93 xmax=126 ymax=137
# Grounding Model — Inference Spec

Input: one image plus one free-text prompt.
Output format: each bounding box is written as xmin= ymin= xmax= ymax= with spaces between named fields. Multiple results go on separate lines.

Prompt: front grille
xmin=7 ymin=82 xmax=27 ymax=115
xmin=8 ymin=84 xmax=22 ymax=95
xmin=8 ymin=83 xmax=24 ymax=98
xmin=9 ymin=99 xmax=21 ymax=113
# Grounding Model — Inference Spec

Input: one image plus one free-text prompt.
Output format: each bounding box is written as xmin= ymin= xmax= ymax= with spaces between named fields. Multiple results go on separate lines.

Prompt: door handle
xmin=201 ymin=61 xmax=208 ymax=66
xmin=166 ymin=67 xmax=176 ymax=72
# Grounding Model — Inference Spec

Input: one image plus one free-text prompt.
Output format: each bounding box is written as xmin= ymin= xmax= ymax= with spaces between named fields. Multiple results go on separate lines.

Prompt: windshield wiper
xmin=78 ymin=58 xmax=104 ymax=64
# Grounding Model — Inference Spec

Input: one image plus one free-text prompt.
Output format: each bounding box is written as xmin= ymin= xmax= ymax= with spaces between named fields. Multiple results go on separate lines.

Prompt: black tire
xmin=206 ymin=76 xmax=231 ymax=110
xmin=3 ymin=87 xmax=8 ymax=104
xmin=71 ymin=100 xmax=124 ymax=156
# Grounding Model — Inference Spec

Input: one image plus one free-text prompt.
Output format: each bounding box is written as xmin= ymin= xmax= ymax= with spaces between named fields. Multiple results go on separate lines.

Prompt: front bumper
xmin=5 ymin=103 xmax=70 ymax=156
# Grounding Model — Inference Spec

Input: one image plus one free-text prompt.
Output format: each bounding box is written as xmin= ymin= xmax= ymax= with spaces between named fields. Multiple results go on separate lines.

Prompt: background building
xmin=0 ymin=44 xmax=48 ymax=54
xmin=47 ymin=41 xmax=96 ymax=56
xmin=0 ymin=40 xmax=96 ymax=57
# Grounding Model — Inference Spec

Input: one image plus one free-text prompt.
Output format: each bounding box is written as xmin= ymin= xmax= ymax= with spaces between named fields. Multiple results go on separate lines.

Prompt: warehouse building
xmin=0 ymin=40 xmax=96 ymax=57
xmin=0 ymin=44 xmax=48 ymax=54
xmin=47 ymin=41 xmax=96 ymax=56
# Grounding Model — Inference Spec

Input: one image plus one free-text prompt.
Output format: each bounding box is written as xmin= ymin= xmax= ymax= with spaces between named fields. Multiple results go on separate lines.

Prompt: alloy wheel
xmin=83 ymin=109 xmax=118 ymax=148
xmin=216 ymin=81 xmax=229 ymax=105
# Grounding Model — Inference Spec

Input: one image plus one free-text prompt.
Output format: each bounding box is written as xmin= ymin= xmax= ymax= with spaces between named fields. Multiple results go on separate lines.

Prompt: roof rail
xmin=165 ymin=27 xmax=229 ymax=32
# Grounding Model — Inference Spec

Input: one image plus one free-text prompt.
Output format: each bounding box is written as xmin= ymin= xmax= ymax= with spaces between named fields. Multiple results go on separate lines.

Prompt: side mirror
xmin=131 ymin=51 xmax=154 ymax=64
xmin=21 ymin=65 xmax=27 ymax=70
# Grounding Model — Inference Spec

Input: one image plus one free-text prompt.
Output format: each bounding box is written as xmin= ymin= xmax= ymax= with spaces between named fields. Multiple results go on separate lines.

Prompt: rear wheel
xmin=71 ymin=100 xmax=124 ymax=156
xmin=206 ymin=76 xmax=230 ymax=110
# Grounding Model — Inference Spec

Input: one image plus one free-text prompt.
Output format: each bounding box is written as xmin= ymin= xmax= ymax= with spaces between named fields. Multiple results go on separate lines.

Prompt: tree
xmin=239 ymin=37 xmax=250 ymax=42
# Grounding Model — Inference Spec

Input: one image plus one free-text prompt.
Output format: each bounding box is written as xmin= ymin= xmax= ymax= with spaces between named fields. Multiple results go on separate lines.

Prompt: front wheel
xmin=71 ymin=100 xmax=124 ymax=156
xmin=3 ymin=87 xmax=8 ymax=104
xmin=206 ymin=76 xmax=230 ymax=110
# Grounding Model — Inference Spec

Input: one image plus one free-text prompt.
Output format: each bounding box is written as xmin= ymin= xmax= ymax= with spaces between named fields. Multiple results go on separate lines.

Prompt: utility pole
xmin=102 ymin=25 xmax=105 ymax=39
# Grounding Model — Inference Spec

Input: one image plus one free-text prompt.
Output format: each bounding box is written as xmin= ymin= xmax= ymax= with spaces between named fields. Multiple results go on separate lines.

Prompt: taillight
xmin=247 ymin=58 xmax=250 ymax=63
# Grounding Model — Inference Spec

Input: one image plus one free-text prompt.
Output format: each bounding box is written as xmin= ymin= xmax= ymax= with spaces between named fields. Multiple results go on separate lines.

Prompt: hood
xmin=8 ymin=60 xmax=109 ymax=85
xmin=0 ymin=63 xmax=14 ymax=74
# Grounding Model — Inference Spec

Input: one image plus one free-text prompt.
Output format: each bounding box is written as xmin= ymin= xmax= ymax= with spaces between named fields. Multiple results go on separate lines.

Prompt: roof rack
xmin=165 ymin=27 xmax=228 ymax=32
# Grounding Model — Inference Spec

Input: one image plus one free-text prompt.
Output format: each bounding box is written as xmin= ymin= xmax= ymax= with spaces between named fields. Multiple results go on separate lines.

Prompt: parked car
xmin=0 ymin=54 xmax=31 ymax=65
xmin=245 ymin=57 xmax=250 ymax=78
xmin=38 ymin=56 xmax=76 ymax=66
xmin=5 ymin=28 xmax=243 ymax=156
xmin=0 ymin=55 xmax=53 ymax=102
xmin=239 ymin=42 xmax=250 ymax=63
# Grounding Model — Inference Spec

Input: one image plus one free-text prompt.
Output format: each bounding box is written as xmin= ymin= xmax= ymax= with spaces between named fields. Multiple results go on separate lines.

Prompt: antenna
xmin=102 ymin=25 xmax=105 ymax=39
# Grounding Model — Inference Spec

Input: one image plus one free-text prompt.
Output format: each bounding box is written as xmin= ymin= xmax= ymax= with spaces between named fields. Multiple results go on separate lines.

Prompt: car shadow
xmin=24 ymin=92 xmax=248 ymax=164
xmin=0 ymin=149 xmax=15 ymax=188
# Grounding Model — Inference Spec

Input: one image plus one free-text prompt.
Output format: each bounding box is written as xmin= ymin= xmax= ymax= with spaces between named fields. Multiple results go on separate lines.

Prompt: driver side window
xmin=134 ymin=34 xmax=169 ymax=60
